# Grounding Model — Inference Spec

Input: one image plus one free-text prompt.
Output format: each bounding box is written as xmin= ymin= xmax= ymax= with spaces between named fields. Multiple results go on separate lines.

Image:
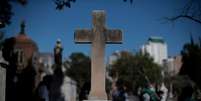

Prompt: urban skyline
xmin=2 ymin=0 xmax=201 ymax=59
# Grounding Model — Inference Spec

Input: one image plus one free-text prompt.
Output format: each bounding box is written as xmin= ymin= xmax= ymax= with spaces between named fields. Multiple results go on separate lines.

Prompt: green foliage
xmin=54 ymin=0 xmax=133 ymax=10
xmin=64 ymin=52 xmax=91 ymax=92
xmin=110 ymin=52 xmax=162 ymax=93
xmin=171 ymin=75 xmax=195 ymax=96
xmin=180 ymin=37 xmax=201 ymax=88
xmin=0 ymin=0 xmax=26 ymax=28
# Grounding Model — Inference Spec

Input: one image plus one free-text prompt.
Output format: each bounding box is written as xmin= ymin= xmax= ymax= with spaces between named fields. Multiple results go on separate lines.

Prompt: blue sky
xmin=2 ymin=0 xmax=201 ymax=60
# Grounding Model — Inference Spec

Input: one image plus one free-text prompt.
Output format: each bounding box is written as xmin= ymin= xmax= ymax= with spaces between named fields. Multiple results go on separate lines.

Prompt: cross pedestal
xmin=74 ymin=10 xmax=122 ymax=100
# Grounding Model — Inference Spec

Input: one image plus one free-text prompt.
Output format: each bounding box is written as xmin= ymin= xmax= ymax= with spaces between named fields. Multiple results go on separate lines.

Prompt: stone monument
xmin=74 ymin=10 xmax=122 ymax=100
xmin=0 ymin=66 xmax=6 ymax=101
xmin=0 ymin=51 xmax=8 ymax=101
xmin=49 ymin=39 xmax=65 ymax=101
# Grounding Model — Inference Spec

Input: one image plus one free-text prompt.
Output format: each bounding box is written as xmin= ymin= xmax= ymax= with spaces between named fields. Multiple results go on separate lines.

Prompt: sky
xmin=2 ymin=0 xmax=201 ymax=61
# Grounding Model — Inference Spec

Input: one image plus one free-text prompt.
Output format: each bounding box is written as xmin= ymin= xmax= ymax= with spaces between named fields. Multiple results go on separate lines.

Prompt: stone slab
xmin=0 ymin=67 xmax=6 ymax=101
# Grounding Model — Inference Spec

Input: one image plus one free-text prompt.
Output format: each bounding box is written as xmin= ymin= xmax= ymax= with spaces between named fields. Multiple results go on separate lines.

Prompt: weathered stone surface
xmin=74 ymin=10 xmax=122 ymax=100
xmin=0 ymin=51 xmax=7 ymax=101
xmin=74 ymin=29 xmax=92 ymax=43
xmin=0 ymin=66 xmax=6 ymax=101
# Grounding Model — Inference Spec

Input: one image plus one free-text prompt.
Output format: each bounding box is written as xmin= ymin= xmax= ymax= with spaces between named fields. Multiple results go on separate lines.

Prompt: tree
xmin=15 ymin=0 xmax=201 ymax=25
xmin=0 ymin=0 xmax=26 ymax=28
xmin=171 ymin=75 xmax=195 ymax=98
xmin=166 ymin=0 xmax=201 ymax=25
xmin=110 ymin=51 xmax=162 ymax=93
xmin=64 ymin=52 xmax=91 ymax=95
xmin=179 ymin=36 xmax=201 ymax=89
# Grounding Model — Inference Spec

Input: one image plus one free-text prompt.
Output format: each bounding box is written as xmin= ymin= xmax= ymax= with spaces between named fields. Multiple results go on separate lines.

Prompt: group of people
xmin=111 ymin=81 xmax=168 ymax=101
xmin=111 ymin=81 xmax=201 ymax=101
xmin=34 ymin=68 xmax=65 ymax=101
xmin=139 ymin=83 xmax=167 ymax=101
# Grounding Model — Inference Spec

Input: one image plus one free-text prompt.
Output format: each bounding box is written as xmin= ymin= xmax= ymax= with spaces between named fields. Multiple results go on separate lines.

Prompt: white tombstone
xmin=0 ymin=66 xmax=6 ymax=101
xmin=61 ymin=76 xmax=77 ymax=101
xmin=160 ymin=83 xmax=168 ymax=101
xmin=0 ymin=51 xmax=8 ymax=101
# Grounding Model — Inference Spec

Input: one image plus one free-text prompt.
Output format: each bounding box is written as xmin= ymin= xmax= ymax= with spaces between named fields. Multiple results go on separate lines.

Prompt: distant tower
xmin=54 ymin=39 xmax=63 ymax=66
xmin=141 ymin=36 xmax=168 ymax=65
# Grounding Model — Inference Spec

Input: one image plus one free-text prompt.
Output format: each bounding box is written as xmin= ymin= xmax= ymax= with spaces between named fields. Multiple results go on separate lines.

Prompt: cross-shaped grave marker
xmin=74 ymin=10 xmax=122 ymax=100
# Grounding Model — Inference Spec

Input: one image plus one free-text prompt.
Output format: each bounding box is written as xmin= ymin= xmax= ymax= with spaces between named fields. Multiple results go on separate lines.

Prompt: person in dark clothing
xmin=36 ymin=75 xmax=52 ymax=101
xmin=178 ymin=85 xmax=195 ymax=101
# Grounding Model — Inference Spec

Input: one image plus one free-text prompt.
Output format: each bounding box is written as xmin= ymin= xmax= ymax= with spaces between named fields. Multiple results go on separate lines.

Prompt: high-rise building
xmin=141 ymin=37 xmax=168 ymax=65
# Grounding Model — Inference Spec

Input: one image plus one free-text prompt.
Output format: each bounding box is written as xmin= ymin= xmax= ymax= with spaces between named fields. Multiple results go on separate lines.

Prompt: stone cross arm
xmin=74 ymin=29 xmax=122 ymax=44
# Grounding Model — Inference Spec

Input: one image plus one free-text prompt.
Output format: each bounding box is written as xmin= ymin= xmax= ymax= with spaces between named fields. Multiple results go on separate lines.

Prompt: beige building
xmin=163 ymin=56 xmax=182 ymax=76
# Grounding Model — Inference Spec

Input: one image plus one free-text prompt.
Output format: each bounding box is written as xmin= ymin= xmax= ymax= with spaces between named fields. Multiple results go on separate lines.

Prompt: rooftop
xmin=148 ymin=36 xmax=165 ymax=44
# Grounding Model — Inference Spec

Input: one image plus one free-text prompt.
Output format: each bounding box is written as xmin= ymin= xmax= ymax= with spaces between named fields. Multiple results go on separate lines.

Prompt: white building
xmin=141 ymin=37 xmax=168 ymax=65
xmin=108 ymin=51 xmax=121 ymax=65
xmin=38 ymin=52 xmax=54 ymax=75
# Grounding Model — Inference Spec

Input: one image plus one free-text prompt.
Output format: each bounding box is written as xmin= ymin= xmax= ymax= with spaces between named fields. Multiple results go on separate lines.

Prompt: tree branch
xmin=166 ymin=15 xmax=201 ymax=25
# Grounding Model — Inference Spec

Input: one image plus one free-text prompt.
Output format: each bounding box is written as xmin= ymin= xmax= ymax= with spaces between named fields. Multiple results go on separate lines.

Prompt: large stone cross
xmin=74 ymin=10 xmax=122 ymax=100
